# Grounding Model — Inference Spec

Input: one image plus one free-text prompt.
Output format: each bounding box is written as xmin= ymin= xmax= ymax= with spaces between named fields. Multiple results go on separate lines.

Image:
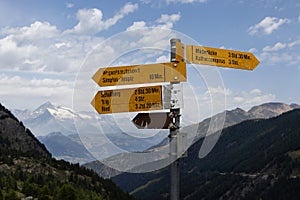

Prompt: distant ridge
xmin=112 ymin=109 xmax=300 ymax=200
xmin=85 ymin=102 xmax=300 ymax=178
xmin=248 ymin=102 xmax=297 ymax=119
xmin=13 ymin=101 xmax=166 ymax=163
xmin=150 ymin=102 xmax=300 ymax=151
xmin=38 ymin=132 xmax=95 ymax=164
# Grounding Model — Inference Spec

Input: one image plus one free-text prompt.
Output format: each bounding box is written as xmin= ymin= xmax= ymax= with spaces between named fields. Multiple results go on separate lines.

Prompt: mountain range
xmin=4 ymin=100 xmax=300 ymax=199
xmin=13 ymin=101 xmax=100 ymax=137
xmin=12 ymin=102 xmax=300 ymax=166
xmin=84 ymin=102 xmax=300 ymax=178
xmin=13 ymin=102 xmax=166 ymax=164
xmin=112 ymin=108 xmax=300 ymax=199
xmin=0 ymin=103 xmax=134 ymax=200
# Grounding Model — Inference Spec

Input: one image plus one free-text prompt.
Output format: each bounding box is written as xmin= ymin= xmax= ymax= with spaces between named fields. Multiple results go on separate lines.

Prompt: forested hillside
xmin=113 ymin=109 xmax=300 ymax=199
xmin=0 ymin=103 xmax=133 ymax=200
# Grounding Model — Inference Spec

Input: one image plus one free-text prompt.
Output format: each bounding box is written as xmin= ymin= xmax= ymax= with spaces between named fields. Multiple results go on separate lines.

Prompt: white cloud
xmin=155 ymin=55 xmax=169 ymax=63
xmin=248 ymin=16 xmax=290 ymax=35
xmin=0 ymin=10 xmax=181 ymax=75
xmin=125 ymin=13 xmax=181 ymax=49
xmin=288 ymin=39 xmax=300 ymax=48
xmin=67 ymin=3 xmax=138 ymax=35
xmin=71 ymin=8 xmax=104 ymax=34
xmin=66 ymin=2 xmax=74 ymax=8
xmin=181 ymin=83 xmax=275 ymax=124
xmin=198 ymin=87 xmax=275 ymax=111
xmin=249 ymin=48 xmax=258 ymax=53
xmin=0 ymin=74 xmax=73 ymax=110
xmin=0 ymin=21 xmax=66 ymax=72
xmin=1 ymin=21 xmax=59 ymax=41
xmin=260 ymin=39 xmax=300 ymax=66
xmin=166 ymin=0 xmax=207 ymax=4
xmin=298 ymin=15 xmax=300 ymax=23
xmin=0 ymin=36 xmax=39 ymax=70
xmin=227 ymin=88 xmax=276 ymax=111
xmin=259 ymin=51 xmax=300 ymax=66
xmin=156 ymin=13 xmax=181 ymax=29
xmin=157 ymin=13 xmax=181 ymax=24
xmin=126 ymin=21 xmax=147 ymax=31
xmin=0 ymin=21 xmax=105 ymax=73
xmin=263 ymin=42 xmax=286 ymax=51
xmin=126 ymin=13 xmax=181 ymax=32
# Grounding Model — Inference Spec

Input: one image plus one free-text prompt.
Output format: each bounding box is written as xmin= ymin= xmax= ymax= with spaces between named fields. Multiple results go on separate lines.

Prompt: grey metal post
xmin=169 ymin=38 xmax=181 ymax=200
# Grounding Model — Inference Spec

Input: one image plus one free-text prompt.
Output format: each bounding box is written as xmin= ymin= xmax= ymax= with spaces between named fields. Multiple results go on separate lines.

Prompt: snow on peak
xmin=47 ymin=107 xmax=76 ymax=120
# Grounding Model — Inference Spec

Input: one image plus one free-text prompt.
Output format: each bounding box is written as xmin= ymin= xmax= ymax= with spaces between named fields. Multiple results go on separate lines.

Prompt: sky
xmin=0 ymin=0 xmax=300 ymax=122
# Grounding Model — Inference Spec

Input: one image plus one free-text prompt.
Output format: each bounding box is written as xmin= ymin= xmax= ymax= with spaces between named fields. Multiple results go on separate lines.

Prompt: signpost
xmin=186 ymin=45 xmax=260 ymax=70
xmin=169 ymin=39 xmax=181 ymax=200
xmin=91 ymin=38 xmax=260 ymax=200
xmin=92 ymin=62 xmax=186 ymax=87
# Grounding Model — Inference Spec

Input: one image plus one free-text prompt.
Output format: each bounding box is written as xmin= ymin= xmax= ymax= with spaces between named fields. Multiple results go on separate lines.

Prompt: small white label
xmin=170 ymin=83 xmax=183 ymax=109
xmin=163 ymin=84 xmax=183 ymax=109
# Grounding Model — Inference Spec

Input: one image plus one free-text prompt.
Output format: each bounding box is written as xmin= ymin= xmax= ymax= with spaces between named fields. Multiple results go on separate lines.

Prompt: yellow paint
xmin=91 ymin=86 xmax=163 ymax=114
xmin=175 ymin=41 xmax=185 ymax=62
xmin=165 ymin=62 xmax=186 ymax=83
xmin=92 ymin=62 xmax=186 ymax=87
xmin=186 ymin=45 xmax=260 ymax=70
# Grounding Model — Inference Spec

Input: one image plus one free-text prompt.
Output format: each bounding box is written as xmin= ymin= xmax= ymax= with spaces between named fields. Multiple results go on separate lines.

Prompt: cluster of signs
xmin=91 ymin=41 xmax=259 ymax=128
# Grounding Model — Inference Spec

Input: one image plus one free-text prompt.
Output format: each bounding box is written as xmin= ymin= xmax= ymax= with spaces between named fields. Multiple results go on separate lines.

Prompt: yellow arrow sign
xmin=92 ymin=62 xmax=186 ymax=87
xmin=91 ymin=85 xmax=164 ymax=114
xmin=186 ymin=45 xmax=260 ymax=70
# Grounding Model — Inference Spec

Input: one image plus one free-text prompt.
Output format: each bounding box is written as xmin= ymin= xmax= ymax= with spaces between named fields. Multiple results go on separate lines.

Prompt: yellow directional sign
xmin=92 ymin=62 xmax=186 ymax=87
xmin=91 ymin=85 xmax=164 ymax=114
xmin=186 ymin=45 xmax=260 ymax=70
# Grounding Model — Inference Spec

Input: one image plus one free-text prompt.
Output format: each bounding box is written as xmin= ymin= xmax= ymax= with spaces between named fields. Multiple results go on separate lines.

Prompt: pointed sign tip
xmin=91 ymin=96 xmax=96 ymax=108
xmin=92 ymin=70 xmax=100 ymax=84
xmin=252 ymin=56 xmax=260 ymax=70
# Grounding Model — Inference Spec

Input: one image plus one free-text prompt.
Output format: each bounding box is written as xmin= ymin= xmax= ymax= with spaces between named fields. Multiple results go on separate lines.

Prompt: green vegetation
xmin=113 ymin=109 xmax=300 ymax=199
xmin=288 ymin=149 xmax=300 ymax=159
xmin=0 ymin=103 xmax=134 ymax=200
xmin=0 ymin=151 xmax=133 ymax=199
xmin=130 ymin=178 xmax=161 ymax=195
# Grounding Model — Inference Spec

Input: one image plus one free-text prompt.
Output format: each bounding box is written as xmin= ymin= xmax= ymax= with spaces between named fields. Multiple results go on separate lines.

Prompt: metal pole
xmin=169 ymin=38 xmax=181 ymax=200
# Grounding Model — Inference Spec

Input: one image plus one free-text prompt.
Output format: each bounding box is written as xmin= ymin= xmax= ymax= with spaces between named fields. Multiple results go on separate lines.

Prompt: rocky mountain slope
xmin=0 ymin=103 xmax=134 ymax=200
xmin=85 ymin=102 xmax=300 ymax=178
xmin=112 ymin=109 xmax=300 ymax=199
xmin=11 ymin=102 xmax=299 ymax=165
xmin=14 ymin=102 xmax=165 ymax=163
xmin=0 ymin=104 xmax=50 ymax=157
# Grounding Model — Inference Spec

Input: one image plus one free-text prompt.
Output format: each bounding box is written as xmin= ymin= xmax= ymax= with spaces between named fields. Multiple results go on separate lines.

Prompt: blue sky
xmin=0 ymin=0 xmax=299 ymax=120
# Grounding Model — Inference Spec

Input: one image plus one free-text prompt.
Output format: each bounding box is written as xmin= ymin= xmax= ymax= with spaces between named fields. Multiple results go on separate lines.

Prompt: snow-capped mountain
xmin=12 ymin=102 xmax=167 ymax=163
xmin=13 ymin=101 xmax=300 ymax=165
xmin=13 ymin=101 xmax=118 ymax=137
